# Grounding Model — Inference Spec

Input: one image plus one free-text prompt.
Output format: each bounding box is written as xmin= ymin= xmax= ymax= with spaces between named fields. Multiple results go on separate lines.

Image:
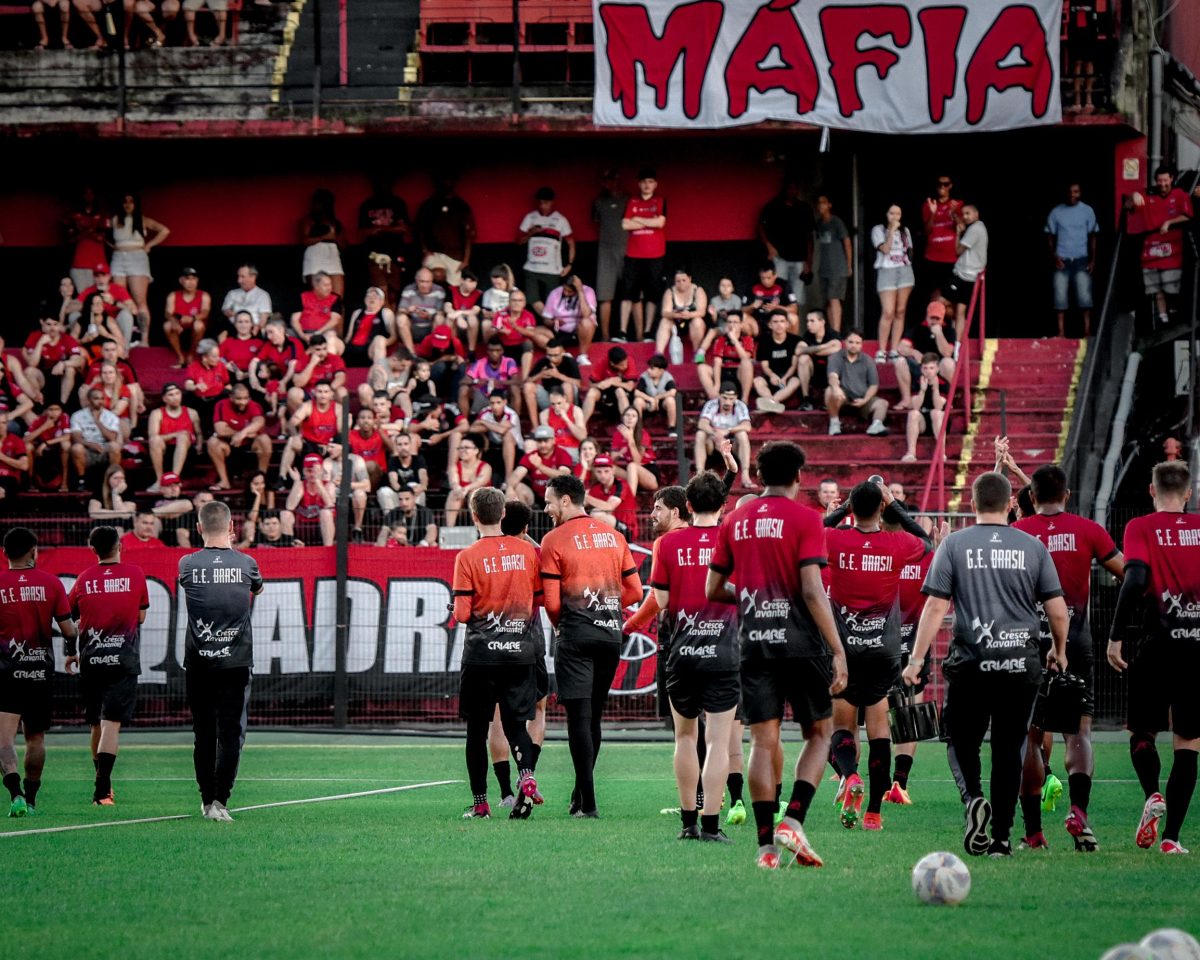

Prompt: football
xmin=1140 ymin=929 xmax=1200 ymax=960
xmin=911 ymin=852 xmax=971 ymax=905
xmin=1098 ymin=945 xmax=1158 ymax=960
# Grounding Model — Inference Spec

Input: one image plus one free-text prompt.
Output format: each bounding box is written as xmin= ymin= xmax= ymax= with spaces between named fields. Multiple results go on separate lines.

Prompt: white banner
xmin=592 ymin=0 xmax=1062 ymax=132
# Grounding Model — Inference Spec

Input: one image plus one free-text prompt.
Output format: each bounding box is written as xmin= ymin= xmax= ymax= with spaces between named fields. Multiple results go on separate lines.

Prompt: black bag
xmin=1032 ymin=671 xmax=1087 ymax=734
xmin=887 ymin=686 xmax=941 ymax=744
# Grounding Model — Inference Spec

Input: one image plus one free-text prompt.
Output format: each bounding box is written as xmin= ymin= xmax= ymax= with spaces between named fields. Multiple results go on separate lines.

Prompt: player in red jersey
xmin=822 ymin=481 xmax=929 ymax=831
xmin=65 ymin=526 xmax=149 ymax=806
xmin=1013 ymin=464 xmax=1124 ymax=851
xmin=707 ymin=441 xmax=848 ymax=869
xmin=0 ymin=528 xmax=76 ymax=817
xmin=1108 ymin=461 xmax=1200 ymax=854
xmin=540 ymin=474 xmax=643 ymax=818
xmin=652 ymin=472 xmax=741 ymax=843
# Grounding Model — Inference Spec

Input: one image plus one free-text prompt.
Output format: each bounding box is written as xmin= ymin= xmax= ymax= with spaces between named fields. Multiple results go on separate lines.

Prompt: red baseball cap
xmin=161 ymin=472 xmax=181 ymax=486
xmin=303 ymin=454 xmax=323 ymax=468
xmin=429 ymin=324 xmax=453 ymax=348
xmin=593 ymin=455 xmax=614 ymax=467
xmin=94 ymin=262 xmax=111 ymax=275
xmin=925 ymin=301 xmax=946 ymax=322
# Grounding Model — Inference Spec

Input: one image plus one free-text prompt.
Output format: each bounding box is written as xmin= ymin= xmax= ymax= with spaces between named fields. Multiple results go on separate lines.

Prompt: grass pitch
xmin=3 ymin=733 xmax=1195 ymax=960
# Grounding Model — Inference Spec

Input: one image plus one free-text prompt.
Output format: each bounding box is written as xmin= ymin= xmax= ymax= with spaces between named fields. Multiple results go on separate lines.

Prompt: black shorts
xmin=533 ymin=630 xmax=549 ymax=701
xmin=667 ymin=669 xmax=740 ymax=720
xmin=458 ymin=663 xmax=538 ymax=723
xmin=944 ymin=274 xmax=977 ymax=306
xmin=740 ymin=655 xmax=833 ymax=726
xmin=0 ymin=673 xmax=51 ymax=735
xmin=836 ymin=656 xmax=901 ymax=708
xmin=1127 ymin=640 xmax=1200 ymax=738
xmin=620 ymin=257 xmax=664 ymax=303
xmin=501 ymin=342 xmax=532 ymax=367
xmin=656 ymin=647 xmax=671 ymax=718
xmin=342 ymin=343 xmax=374 ymax=368
xmin=81 ymin=670 xmax=138 ymax=726
xmin=553 ymin=637 xmax=620 ymax=702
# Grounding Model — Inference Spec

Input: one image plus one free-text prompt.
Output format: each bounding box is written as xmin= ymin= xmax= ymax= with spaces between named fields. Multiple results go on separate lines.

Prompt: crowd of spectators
xmin=25 ymin=0 xmax=257 ymax=50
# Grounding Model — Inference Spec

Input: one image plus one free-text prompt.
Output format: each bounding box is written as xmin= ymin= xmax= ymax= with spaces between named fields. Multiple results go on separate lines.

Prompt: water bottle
xmin=668 ymin=333 xmax=684 ymax=366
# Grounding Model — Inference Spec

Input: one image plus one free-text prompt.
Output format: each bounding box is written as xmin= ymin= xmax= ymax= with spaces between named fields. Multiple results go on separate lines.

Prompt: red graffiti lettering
xmin=918 ymin=5 xmax=967 ymax=123
xmin=819 ymin=5 xmax=912 ymax=118
xmin=963 ymin=4 xmax=1053 ymax=124
xmin=724 ymin=0 xmax=819 ymax=119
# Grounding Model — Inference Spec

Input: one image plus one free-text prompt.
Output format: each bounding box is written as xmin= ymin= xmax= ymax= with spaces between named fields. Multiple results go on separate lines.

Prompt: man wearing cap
xmin=285 ymin=453 xmax=337 ymax=546
xmin=221 ymin=264 xmax=273 ymax=334
xmin=695 ymin=383 xmax=754 ymax=490
xmin=152 ymin=472 xmax=195 ymax=547
xmin=415 ymin=323 xmax=467 ymax=400
xmin=164 ymin=267 xmax=211 ymax=367
xmin=618 ymin=168 xmax=667 ymax=342
xmin=77 ymin=265 xmax=138 ymax=346
xmin=893 ymin=298 xmax=957 ymax=410
xmin=147 ymin=382 xmax=201 ymax=494
xmin=519 ymin=186 xmax=576 ymax=315
xmin=585 ymin=455 xmax=639 ymax=539
xmin=506 ymin=426 xmax=571 ymax=508
xmin=397 ymin=267 xmax=447 ymax=354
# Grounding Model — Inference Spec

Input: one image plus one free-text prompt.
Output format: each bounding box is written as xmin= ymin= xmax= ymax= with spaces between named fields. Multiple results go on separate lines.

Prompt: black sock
xmin=528 ymin=742 xmax=541 ymax=768
xmin=3 ymin=772 xmax=21 ymax=801
xmin=701 ymin=813 xmax=719 ymax=834
xmin=696 ymin=787 xmax=704 ymax=809
xmin=1163 ymin=749 xmax=1198 ymax=843
xmin=828 ymin=741 xmax=842 ymax=778
xmin=774 ymin=782 xmax=782 ymax=804
xmin=1020 ymin=795 xmax=1043 ymax=837
xmin=681 ymin=808 xmax=698 ymax=828
xmin=1068 ymin=772 xmax=1091 ymax=814
xmin=95 ymin=752 xmax=117 ymax=800
xmin=753 ymin=800 xmax=777 ymax=847
xmin=1044 ymin=761 xmax=1053 ymax=778
xmin=894 ymin=753 xmax=913 ymax=789
xmin=24 ymin=779 xmax=40 ymax=807
xmin=472 ymin=792 xmax=487 ymax=807
xmin=727 ymin=772 xmax=744 ymax=805
xmin=493 ymin=760 xmax=513 ymax=798
xmin=832 ymin=729 xmax=858 ymax=779
xmin=1130 ymin=734 xmax=1161 ymax=799
xmin=867 ymin=739 xmax=890 ymax=814
xmin=785 ymin=779 xmax=816 ymax=824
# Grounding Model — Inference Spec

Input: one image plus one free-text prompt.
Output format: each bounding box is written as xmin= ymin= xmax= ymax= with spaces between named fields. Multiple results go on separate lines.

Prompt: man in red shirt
xmin=183 ymin=339 xmax=231 ymax=434
xmin=347 ymin=408 xmax=392 ymax=487
xmin=585 ymin=455 xmax=639 ymax=540
xmin=0 ymin=412 xmax=29 ymax=502
xmin=1129 ymin=166 xmax=1194 ymax=327
xmin=252 ymin=318 xmax=307 ymax=418
xmin=80 ymin=340 xmax=143 ymax=417
xmin=207 ymin=383 xmax=270 ymax=491
xmin=279 ymin=380 xmax=343 ymax=483
xmin=24 ymin=402 xmax=71 ymax=492
xmin=0 ymin=527 xmax=77 ymax=817
xmin=506 ymin=426 xmax=571 ymax=507
xmin=66 ymin=525 xmax=149 ymax=806
xmin=290 ymin=271 xmax=344 ymax=351
xmin=921 ymin=174 xmax=963 ymax=294
xmin=147 ymin=382 xmax=201 ymax=493
xmin=163 ymin=267 xmax=211 ymax=367
xmin=290 ymin=335 xmax=348 ymax=406
xmin=618 ymin=168 xmax=667 ymax=342
xmin=23 ymin=316 xmax=84 ymax=407
xmin=284 ymin=453 xmax=336 ymax=546
xmin=76 ymin=264 xmax=137 ymax=346
xmin=581 ymin=346 xmax=638 ymax=425
xmin=120 ymin=511 xmax=163 ymax=550
xmin=415 ymin=323 xmax=467 ymax=400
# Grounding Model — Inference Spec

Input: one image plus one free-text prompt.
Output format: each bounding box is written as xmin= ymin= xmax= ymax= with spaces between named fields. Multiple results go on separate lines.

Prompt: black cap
xmin=637 ymin=167 xmax=658 ymax=181
xmin=535 ymin=186 xmax=555 ymax=201
xmin=180 ymin=267 xmax=198 ymax=277
xmin=162 ymin=381 xmax=181 ymax=393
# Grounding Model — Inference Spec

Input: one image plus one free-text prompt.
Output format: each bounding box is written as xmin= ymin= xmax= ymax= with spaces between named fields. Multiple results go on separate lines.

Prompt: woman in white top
xmin=301 ymin=188 xmax=346 ymax=296
xmin=870 ymin=204 xmax=913 ymax=363
xmin=110 ymin=193 xmax=170 ymax=346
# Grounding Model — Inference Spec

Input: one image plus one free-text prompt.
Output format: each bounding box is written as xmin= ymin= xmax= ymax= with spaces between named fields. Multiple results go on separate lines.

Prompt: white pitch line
xmin=0 ymin=813 xmax=194 ymax=837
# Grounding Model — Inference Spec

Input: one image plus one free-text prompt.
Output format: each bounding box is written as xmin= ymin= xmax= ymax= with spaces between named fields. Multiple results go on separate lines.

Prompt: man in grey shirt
xmin=825 ymin=330 xmax=888 ymax=437
xmin=903 ymin=471 xmax=1068 ymax=859
xmin=591 ymin=169 xmax=629 ymax=340
xmin=179 ymin=500 xmax=263 ymax=822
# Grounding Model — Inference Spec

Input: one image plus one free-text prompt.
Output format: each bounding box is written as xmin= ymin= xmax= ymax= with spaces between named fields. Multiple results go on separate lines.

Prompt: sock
xmin=1130 ymin=734 xmax=1161 ymax=799
xmin=696 ymin=788 xmax=704 ymax=810
xmin=1020 ymin=795 xmax=1043 ymax=837
xmin=784 ymin=779 xmax=817 ymax=824
xmin=472 ymin=792 xmax=487 ymax=808
xmin=701 ymin=813 xmax=719 ymax=834
xmin=1163 ymin=749 xmax=1198 ymax=843
xmin=831 ymin=729 xmax=858 ymax=779
xmin=3 ymin=772 xmax=21 ymax=801
xmin=893 ymin=754 xmax=913 ymax=789
xmin=95 ymin=752 xmax=117 ymax=800
xmin=727 ymin=772 xmax=744 ymax=805
xmin=753 ymin=800 xmax=777 ymax=847
xmin=493 ymin=760 xmax=513 ymax=798
xmin=774 ymin=782 xmax=782 ymax=805
xmin=1068 ymin=773 xmax=1091 ymax=814
xmin=528 ymin=742 xmax=541 ymax=768
xmin=23 ymin=779 xmax=39 ymax=808
xmin=680 ymin=808 xmax=698 ymax=828
xmin=867 ymin=738 xmax=890 ymax=814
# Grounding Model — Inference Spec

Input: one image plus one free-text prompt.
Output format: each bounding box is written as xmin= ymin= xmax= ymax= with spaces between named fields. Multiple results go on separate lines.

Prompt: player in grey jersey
xmin=903 ymin=472 xmax=1068 ymax=858
xmin=178 ymin=500 xmax=263 ymax=822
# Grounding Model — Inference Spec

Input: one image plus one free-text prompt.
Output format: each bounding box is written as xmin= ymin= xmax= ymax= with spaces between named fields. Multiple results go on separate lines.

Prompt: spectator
xmin=0 ymin=412 xmax=29 ymax=501
xmin=146 ymin=383 xmax=200 ymax=492
xmin=618 ymin=168 xmax=667 ymax=342
xmin=655 ymin=267 xmax=709 ymax=359
xmin=279 ymin=380 xmax=343 ymax=482
xmin=86 ymin=464 xmax=134 ymax=522
xmin=94 ymin=360 xmax=135 ymax=438
xmin=445 ymin=269 xmax=483 ymax=354
xmin=79 ymin=341 xmax=143 ymax=420
xmin=109 ymin=193 xmax=168 ymax=346
xmin=77 ymin=293 xmax=127 ymax=360
xmin=69 ymin=386 xmax=122 ymax=488
xmin=168 ymin=0 xmax=232 ymax=48
xmin=378 ymin=487 xmax=438 ymax=548
xmin=221 ymin=264 xmax=273 ymax=332
xmin=1129 ymin=166 xmax=1193 ymax=328
xmin=291 ymin=335 xmax=348 ymax=403
xmin=396 ymin=267 xmax=447 ymax=355
xmin=752 ymin=310 xmax=801 ymax=413
xmin=469 ymin=390 xmax=524 ymax=478
xmin=382 ymin=431 xmax=429 ymax=507
xmin=218 ymin=311 xmax=263 ymax=386
xmin=592 ymin=168 xmax=629 ymax=340
xmin=238 ymin=470 xmax=275 ymax=546
xmin=284 ymin=454 xmax=336 ymax=546
xmin=699 ymin=312 xmax=754 ymax=403
xmin=415 ymin=323 xmax=467 ymax=401
xmin=358 ymin=175 xmax=414 ymax=306
xmin=407 ymin=395 xmax=465 ymax=478
xmin=921 ymin=174 xmax=964 ymax=295
xmin=538 ymin=275 xmax=597 ymax=366
xmin=73 ymin=0 xmax=110 ymax=48
xmin=300 ymin=189 xmax=346 ymax=297
xmin=816 ymin=477 xmax=841 ymax=513
xmin=519 ymin=186 xmax=576 ymax=314
xmin=506 ymin=426 xmax=571 ymax=510
xmin=164 ymin=267 xmax=211 ymax=367
xmin=183 ymin=338 xmax=231 ymax=432
xmin=893 ymin=299 xmax=956 ymax=409
xmin=480 ymin=264 xmax=513 ymax=324
xmin=744 ymin=263 xmax=799 ymax=341
xmin=251 ymin=317 xmax=306 ymax=417
xmin=581 ymin=346 xmax=636 ymax=425
xmin=151 ymin=473 xmax=194 ymax=548
xmin=24 ymin=402 xmax=71 ymax=491
xmin=826 ymin=329 xmax=888 ymax=437
xmin=945 ymin=203 xmax=989 ymax=342
xmin=121 ymin=511 xmax=163 ymax=550
xmin=888 ymin=481 xmax=907 ymax=503
xmin=333 ymin=451 xmax=370 ymax=543
xmin=76 ymin=265 xmax=137 ymax=346
xmin=699 ymin=276 xmax=745 ymax=359
xmin=574 ymin=436 xmax=598 ymax=485
xmin=64 ymin=187 xmax=108 ymax=293
xmin=0 ymin=343 xmax=33 ymax=428
xmin=1065 ymin=1 xmax=1102 ymax=113
xmin=1045 ymin=182 xmax=1099 ymax=337
xmin=57 ymin=276 xmax=83 ymax=334
xmin=23 ymin=314 xmax=84 ymax=409
xmin=365 ymin=349 xmax=414 ymax=414
xmin=540 ymin=388 xmax=586 ymax=465
xmin=291 ymin=272 xmax=345 ymax=352
xmin=758 ymin=176 xmax=815 ymax=307
xmin=901 ymin=353 xmax=951 ymax=462
xmin=460 ymin=338 xmax=520 ymax=417
xmin=444 ymin=435 xmax=493 ymax=527
xmin=416 ymin=174 xmax=476 ymax=285
xmin=347 ymin=408 xmax=392 ymax=490
xmin=522 ymin=337 xmax=581 ymax=424
xmin=815 ymin=195 xmax=852 ymax=334
xmin=694 ymin=382 xmax=753 ymax=489
xmin=249 ymin=510 xmax=301 ymax=549
xmin=485 ymin=288 xmax=537 ymax=379
xmin=585 ymin=455 xmax=639 ymax=539
xmin=118 ymin=0 xmax=167 ymax=48
xmin=610 ymin=406 xmax=657 ymax=497
xmin=633 ymin=353 xmax=678 ymax=438
xmin=207 ymin=382 xmax=270 ymax=491
xmin=871 ymin=203 xmax=915 ymax=362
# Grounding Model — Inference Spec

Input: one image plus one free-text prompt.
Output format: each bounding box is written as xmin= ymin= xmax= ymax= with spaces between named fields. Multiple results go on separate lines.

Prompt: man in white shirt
xmin=945 ymin=205 xmax=988 ymax=343
xmin=518 ymin=187 xmax=575 ymax=316
xmin=69 ymin=387 xmax=122 ymax=487
xmin=694 ymin=382 xmax=754 ymax=490
xmin=221 ymin=264 xmax=273 ymax=334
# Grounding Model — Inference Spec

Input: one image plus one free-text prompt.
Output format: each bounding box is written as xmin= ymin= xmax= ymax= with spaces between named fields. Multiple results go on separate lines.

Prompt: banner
xmin=38 ymin=545 xmax=658 ymax=724
xmin=593 ymin=0 xmax=1062 ymax=132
